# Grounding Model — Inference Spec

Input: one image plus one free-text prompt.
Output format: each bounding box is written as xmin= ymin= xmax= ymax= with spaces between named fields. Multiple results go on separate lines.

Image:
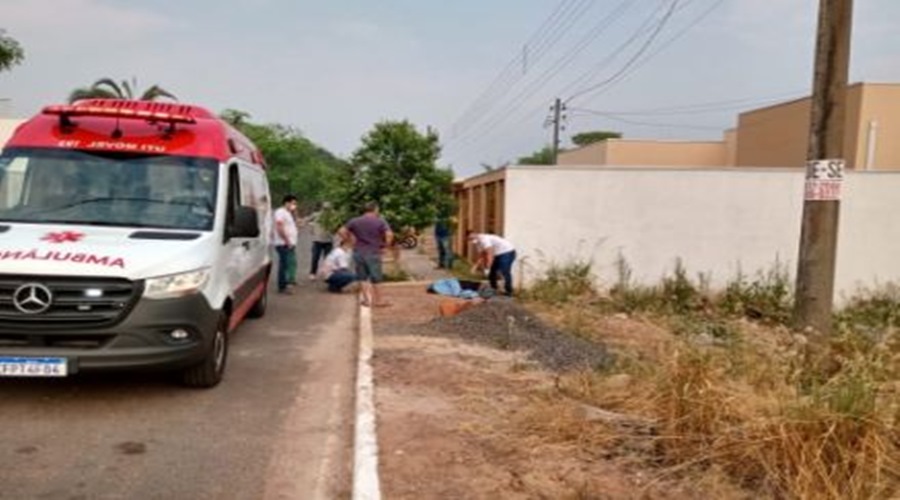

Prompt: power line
xmin=566 ymin=0 xmax=680 ymax=103
xmin=567 ymin=0 xmax=728 ymax=106
xmin=445 ymin=0 xmax=633 ymax=153
xmin=569 ymin=109 xmax=725 ymax=131
xmin=448 ymin=0 xmax=575 ymax=138
xmin=448 ymin=0 xmax=594 ymax=138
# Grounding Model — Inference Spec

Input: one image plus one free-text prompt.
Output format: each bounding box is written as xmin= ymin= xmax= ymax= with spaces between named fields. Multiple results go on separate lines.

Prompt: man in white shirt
xmin=468 ymin=231 xmax=517 ymax=297
xmin=321 ymin=238 xmax=357 ymax=293
xmin=273 ymin=194 xmax=299 ymax=294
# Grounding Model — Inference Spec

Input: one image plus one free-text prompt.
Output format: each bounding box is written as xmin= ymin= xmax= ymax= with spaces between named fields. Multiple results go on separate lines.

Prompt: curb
xmin=352 ymin=304 xmax=381 ymax=500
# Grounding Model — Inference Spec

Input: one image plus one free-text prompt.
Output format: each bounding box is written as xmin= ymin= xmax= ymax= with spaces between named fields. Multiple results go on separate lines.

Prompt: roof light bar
xmin=42 ymin=105 xmax=197 ymax=124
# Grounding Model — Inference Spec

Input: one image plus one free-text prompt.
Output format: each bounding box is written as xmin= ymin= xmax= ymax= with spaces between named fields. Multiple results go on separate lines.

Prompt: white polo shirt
xmin=273 ymin=207 xmax=298 ymax=246
xmin=473 ymin=233 xmax=514 ymax=255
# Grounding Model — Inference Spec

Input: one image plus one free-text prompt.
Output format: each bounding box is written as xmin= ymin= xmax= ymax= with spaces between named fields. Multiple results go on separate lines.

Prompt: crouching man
xmin=322 ymin=238 xmax=358 ymax=293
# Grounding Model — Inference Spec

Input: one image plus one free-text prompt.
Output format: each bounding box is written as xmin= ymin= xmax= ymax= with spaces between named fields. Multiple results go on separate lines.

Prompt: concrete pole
xmin=794 ymin=0 xmax=854 ymax=334
xmin=551 ymin=98 xmax=562 ymax=164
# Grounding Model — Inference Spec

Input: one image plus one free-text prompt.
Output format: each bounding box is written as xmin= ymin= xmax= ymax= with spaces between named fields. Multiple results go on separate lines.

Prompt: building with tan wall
xmin=737 ymin=83 xmax=900 ymax=170
xmin=558 ymin=138 xmax=728 ymax=167
xmin=556 ymin=82 xmax=900 ymax=170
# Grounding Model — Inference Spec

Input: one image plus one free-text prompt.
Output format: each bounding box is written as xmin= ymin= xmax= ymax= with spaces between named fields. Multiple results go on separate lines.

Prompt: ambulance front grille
xmin=0 ymin=275 xmax=140 ymax=329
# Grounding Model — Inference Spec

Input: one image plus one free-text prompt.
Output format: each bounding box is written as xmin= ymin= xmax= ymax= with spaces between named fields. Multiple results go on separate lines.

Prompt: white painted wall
xmin=503 ymin=165 xmax=900 ymax=303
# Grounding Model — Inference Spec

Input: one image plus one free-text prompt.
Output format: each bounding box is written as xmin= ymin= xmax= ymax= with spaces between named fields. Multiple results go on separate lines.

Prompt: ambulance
xmin=0 ymin=99 xmax=272 ymax=387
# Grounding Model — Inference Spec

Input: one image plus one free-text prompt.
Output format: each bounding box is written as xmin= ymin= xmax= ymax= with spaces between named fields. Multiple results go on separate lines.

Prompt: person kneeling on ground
xmin=322 ymin=238 xmax=358 ymax=293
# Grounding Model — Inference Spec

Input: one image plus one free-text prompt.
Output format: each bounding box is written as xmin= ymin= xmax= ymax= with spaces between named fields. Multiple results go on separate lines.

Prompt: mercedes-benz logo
xmin=13 ymin=283 xmax=53 ymax=314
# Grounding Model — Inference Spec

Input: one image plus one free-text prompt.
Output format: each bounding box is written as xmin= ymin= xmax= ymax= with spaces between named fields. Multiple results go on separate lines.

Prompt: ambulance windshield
xmin=0 ymin=148 xmax=219 ymax=231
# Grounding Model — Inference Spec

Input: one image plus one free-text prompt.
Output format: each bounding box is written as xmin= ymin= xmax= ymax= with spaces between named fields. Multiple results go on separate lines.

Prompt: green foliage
xmin=526 ymin=261 xmax=595 ymax=305
xmin=517 ymin=145 xmax=555 ymax=165
xmin=609 ymin=254 xmax=663 ymax=313
xmin=661 ymin=259 xmax=701 ymax=315
xmin=0 ymin=30 xmax=24 ymax=73
xmin=570 ymin=130 xmax=622 ymax=147
xmin=329 ymin=120 xmax=454 ymax=232
xmin=68 ymin=77 xmax=176 ymax=103
xmin=720 ymin=264 xmax=793 ymax=324
xmin=834 ymin=284 xmax=900 ymax=341
xmin=223 ymin=109 xmax=346 ymax=214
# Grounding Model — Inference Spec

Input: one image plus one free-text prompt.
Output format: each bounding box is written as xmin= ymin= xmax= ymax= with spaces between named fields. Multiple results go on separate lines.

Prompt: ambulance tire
xmin=181 ymin=313 xmax=229 ymax=388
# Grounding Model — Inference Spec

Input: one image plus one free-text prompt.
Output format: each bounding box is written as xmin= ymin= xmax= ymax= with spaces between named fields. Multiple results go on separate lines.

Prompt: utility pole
xmin=550 ymin=98 xmax=563 ymax=164
xmin=794 ymin=0 xmax=854 ymax=334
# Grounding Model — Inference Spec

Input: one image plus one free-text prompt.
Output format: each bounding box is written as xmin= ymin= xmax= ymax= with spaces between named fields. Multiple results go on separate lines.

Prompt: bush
xmin=526 ymin=260 xmax=595 ymax=305
xmin=719 ymin=264 xmax=793 ymax=325
xmin=834 ymin=284 xmax=900 ymax=342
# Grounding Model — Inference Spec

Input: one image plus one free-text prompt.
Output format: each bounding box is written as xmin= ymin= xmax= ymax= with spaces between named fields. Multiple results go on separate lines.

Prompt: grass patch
xmin=521 ymin=257 xmax=900 ymax=498
xmin=524 ymin=260 xmax=595 ymax=305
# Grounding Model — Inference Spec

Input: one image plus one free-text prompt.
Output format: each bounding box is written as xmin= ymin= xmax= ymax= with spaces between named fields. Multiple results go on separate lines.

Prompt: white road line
xmin=353 ymin=305 xmax=381 ymax=500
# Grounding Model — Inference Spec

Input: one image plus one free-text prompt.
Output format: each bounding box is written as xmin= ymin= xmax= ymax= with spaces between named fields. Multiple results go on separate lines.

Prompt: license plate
xmin=0 ymin=357 xmax=68 ymax=377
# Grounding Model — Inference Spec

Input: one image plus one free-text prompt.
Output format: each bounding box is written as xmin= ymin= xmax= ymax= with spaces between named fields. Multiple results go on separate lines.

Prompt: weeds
xmin=720 ymin=263 xmax=793 ymax=324
xmin=525 ymin=260 xmax=595 ymax=305
xmin=524 ymin=256 xmax=900 ymax=498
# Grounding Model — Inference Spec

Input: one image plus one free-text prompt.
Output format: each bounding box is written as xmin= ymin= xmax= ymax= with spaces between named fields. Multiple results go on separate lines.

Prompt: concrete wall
xmin=853 ymin=84 xmax=900 ymax=170
xmin=559 ymin=139 xmax=727 ymax=167
xmin=735 ymin=97 xmax=811 ymax=168
xmin=734 ymin=83 xmax=900 ymax=170
xmin=558 ymin=141 xmax=608 ymax=165
xmin=503 ymin=165 xmax=900 ymax=303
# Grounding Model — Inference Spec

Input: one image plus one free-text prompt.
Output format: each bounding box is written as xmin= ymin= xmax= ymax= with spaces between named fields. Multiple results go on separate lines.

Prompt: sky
xmin=0 ymin=0 xmax=898 ymax=178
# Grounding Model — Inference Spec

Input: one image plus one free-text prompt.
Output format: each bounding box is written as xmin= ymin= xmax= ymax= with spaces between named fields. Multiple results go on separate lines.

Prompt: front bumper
xmin=0 ymin=294 xmax=220 ymax=374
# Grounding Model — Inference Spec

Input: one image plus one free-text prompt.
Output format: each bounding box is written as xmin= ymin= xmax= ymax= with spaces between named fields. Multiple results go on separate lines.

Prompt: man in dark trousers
xmin=434 ymin=215 xmax=454 ymax=270
xmin=468 ymin=231 xmax=516 ymax=297
xmin=339 ymin=202 xmax=394 ymax=307
xmin=304 ymin=202 xmax=334 ymax=280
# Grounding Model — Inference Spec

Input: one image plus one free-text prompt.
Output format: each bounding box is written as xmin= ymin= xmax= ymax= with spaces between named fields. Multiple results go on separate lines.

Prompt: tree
xmin=221 ymin=109 xmax=346 ymax=214
xmin=68 ymin=77 xmax=176 ymax=103
xmin=329 ymin=120 xmax=454 ymax=232
xmin=571 ymin=130 xmax=622 ymax=147
xmin=0 ymin=30 xmax=24 ymax=73
xmin=517 ymin=145 xmax=555 ymax=165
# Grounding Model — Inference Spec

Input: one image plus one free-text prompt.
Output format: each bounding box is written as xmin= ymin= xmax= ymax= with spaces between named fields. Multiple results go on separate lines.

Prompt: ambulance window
xmin=225 ymin=163 xmax=241 ymax=235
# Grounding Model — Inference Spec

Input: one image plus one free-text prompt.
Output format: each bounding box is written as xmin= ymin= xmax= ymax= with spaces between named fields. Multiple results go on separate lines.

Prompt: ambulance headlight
xmin=144 ymin=268 xmax=211 ymax=299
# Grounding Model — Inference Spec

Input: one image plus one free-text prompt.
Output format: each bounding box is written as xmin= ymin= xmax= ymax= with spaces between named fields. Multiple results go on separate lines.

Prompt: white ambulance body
xmin=0 ymin=99 xmax=272 ymax=387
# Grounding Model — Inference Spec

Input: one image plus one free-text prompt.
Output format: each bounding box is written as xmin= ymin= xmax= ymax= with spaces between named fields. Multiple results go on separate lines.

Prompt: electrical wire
xmin=566 ymin=0 xmax=680 ymax=103
xmin=448 ymin=0 xmax=594 ymax=138
xmin=445 ymin=0 xmax=633 ymax=153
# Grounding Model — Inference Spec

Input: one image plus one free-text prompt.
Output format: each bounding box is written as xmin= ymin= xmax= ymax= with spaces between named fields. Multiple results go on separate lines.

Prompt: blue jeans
xmin=326 ymin=269 xmax=357 ymax=293
xmin=275 ymin=245 xmax=297 ymax=291
xmin=489 ymin=250 xmax=516 ymax=296
xmin=436 ymin=236 xmax=453 ymax=269
xmin=310 ymin=241 xmax=333 ymax=275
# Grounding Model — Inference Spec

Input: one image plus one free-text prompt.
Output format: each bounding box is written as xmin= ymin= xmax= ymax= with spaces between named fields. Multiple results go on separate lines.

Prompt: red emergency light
xmin=42 ymin=105 xmax=197 ymax=125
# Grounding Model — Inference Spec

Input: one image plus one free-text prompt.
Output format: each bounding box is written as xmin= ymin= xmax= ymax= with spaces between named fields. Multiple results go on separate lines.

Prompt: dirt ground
xmin=372 ymin=284 xmax=724 ymax=500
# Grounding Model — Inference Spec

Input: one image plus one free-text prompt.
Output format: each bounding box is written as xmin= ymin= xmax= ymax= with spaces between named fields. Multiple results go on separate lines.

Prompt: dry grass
xmin=519 ymin=262 xmax=900 ymax=499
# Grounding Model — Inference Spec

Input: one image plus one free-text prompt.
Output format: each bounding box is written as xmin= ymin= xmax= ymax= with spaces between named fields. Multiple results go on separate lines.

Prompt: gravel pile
xmin=407 ymin=298 xmax=613 ymax=372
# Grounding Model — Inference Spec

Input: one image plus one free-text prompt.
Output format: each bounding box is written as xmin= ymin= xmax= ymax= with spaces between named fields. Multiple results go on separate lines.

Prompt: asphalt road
xmin=0 ymin=229 xmax=357 ymax=500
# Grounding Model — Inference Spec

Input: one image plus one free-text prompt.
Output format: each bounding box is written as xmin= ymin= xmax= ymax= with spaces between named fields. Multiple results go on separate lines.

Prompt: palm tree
xmin=68 ymin=77 xmax=176 ymax=103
